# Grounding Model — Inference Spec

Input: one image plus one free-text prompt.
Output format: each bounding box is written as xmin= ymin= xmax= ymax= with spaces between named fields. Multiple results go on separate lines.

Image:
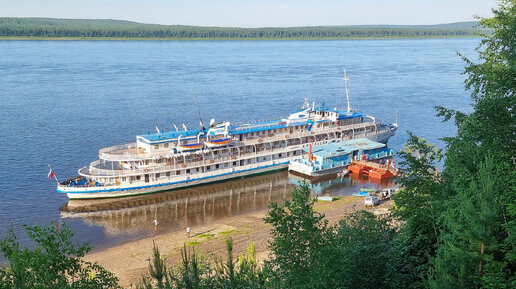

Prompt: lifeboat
xmin=176 ymin=142 xmax=204 ymax=152
xmin=205 ymin=137 xmax=232 ymax=148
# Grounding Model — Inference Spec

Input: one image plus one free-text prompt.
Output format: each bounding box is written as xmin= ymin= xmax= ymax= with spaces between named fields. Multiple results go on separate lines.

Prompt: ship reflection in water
xmin=60 ymin=171 xmax=294 ymax=240
xmin=60 ymin=171 xmax=395 ymax=247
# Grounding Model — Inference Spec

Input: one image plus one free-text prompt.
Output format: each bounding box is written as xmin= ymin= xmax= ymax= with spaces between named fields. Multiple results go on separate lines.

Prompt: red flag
xmin=48 ymin=168 xmax=55 ymax=180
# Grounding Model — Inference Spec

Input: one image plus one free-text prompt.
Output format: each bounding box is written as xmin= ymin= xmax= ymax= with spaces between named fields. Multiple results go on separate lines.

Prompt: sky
xmin=1 ymin=0 xmax=496 ymax=27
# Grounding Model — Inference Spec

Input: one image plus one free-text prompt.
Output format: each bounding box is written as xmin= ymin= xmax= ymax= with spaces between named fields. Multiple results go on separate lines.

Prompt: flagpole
xmin=48 ymin=164 xmax=60 ymax=184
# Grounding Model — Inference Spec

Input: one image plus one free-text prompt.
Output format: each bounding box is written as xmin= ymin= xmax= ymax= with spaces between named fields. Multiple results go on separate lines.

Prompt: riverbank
xmin=84 ymin=195 xmax=393 ymax=287
xmin=0 ymin=35 xmax=480 ymax=41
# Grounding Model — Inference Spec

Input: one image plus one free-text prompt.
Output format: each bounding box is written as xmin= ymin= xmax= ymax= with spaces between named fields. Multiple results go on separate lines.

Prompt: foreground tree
xmin=0 ymin=224 xmax=120 ymax=289
xmin=335 ymin=210 xmax=396 ymax=289
xmin=429 ymin=1 xmax=516 ymax=287
xmin=263 ymin=184 xmax=333 ymax=289
xmin=388 ymin=133 xmax=444 ymax=288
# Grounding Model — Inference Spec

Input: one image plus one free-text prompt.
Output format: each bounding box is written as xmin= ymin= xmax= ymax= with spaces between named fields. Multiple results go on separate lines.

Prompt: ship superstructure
xmin=58 ymin=76 xmax=398 ymax=199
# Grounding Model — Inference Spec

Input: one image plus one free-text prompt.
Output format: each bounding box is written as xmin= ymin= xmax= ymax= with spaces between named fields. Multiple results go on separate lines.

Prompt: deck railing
xmin=98 ymin=121 xmax=382 ymax=161
xmin=82 ymin=144 xmax=305 ymax=177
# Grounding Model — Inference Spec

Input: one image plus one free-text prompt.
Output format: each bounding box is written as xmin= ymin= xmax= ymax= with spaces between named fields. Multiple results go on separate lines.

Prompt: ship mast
xmin=343 ymin=69 xmax=351 ymax=114
xmin=193 ymin=92 xmax=206 ymax=131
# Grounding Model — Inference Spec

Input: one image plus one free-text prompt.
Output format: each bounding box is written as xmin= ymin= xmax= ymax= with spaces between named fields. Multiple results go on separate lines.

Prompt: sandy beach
xmin=83 ymin=195 xmax=392 ymax=287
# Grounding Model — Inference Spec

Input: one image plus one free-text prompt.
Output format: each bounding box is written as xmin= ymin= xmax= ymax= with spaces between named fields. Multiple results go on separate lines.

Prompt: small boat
xmin=205 ymin=137 xmax=232 ymax=148
xmin=352 ymin=191 xmax=370 ymax=197
xmin=176 ymin=142 xmax=204 ymax=152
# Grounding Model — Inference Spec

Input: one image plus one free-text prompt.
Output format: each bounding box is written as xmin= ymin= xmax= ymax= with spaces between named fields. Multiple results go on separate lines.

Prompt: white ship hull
xmin=60 ymin=161 xmax=290 ymax=200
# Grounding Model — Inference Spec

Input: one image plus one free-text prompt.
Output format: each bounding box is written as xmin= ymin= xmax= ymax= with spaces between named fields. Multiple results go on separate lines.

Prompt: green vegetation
xmin=0 ymin=224 xmax=120 ymax=289
xmin=0 ymin=1 xmax=514 ymax=288
xmin=0 ymin=18 xmax=482 ymax=40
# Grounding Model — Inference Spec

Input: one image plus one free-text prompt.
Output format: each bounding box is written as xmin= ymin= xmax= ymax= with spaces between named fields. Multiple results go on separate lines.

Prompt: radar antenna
xmin=342 ymin=69 xmax=352 ymax=114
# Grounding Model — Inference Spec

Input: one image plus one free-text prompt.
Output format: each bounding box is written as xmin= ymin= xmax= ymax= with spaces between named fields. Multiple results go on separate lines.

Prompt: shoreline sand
xmin=84 ymin=195 xmax=392 ymax=287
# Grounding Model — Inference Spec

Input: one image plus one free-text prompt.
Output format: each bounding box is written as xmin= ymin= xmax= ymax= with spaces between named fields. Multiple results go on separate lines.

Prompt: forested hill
xmin=0 ymin=18 xmax=481 ymax=39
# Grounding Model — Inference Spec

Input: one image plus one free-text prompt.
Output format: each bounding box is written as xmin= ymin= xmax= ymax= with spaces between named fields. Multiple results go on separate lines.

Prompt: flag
xmin=48 ymin=167 xmax=55 ymax=180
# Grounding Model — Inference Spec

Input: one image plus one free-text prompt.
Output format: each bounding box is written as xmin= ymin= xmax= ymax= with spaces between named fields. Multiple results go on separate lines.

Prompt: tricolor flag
xmin=48 ymin=167 xmax=55 ymax=180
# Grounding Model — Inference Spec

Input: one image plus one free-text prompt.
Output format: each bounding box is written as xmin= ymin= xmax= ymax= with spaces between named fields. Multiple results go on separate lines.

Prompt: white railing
xmin=97 ymin=120 xmax=381 ymax=162
xmin=81 ymin=144 xmax=304 ymax=178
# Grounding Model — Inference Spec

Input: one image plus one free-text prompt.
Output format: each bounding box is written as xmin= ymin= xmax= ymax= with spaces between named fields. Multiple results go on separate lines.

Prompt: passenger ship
xmin=58 ymin=76 xmax=398 ymax=199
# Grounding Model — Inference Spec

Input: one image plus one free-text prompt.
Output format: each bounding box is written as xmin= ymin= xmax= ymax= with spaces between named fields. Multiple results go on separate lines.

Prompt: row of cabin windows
xmin=119 ymin=151 xmax=298 ymax=183
xmin=154 ymin=143 xmax=171 ymax=149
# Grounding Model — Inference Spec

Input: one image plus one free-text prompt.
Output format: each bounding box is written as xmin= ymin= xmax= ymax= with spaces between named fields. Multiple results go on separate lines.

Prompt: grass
xmin=218 ymin=230 xmax=236 ymax=236
xmin=185 ymin=241 xmax=198 ymax=247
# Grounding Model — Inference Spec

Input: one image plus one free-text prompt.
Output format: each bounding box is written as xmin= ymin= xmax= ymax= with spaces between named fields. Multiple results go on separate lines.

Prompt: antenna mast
xmin=193 ymin=92 xmax=206 ymax=130
xmin=343 ymin=69 xmax=351 ymax=114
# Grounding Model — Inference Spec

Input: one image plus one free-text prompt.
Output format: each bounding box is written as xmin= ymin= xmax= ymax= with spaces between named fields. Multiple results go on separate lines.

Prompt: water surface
xmin=0 ymin=39 xmax=477 ymax=248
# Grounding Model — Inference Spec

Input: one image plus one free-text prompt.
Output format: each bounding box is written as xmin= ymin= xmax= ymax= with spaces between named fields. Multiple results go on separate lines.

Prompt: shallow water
xmin=0 ymin=39 xmax=477 ymax=249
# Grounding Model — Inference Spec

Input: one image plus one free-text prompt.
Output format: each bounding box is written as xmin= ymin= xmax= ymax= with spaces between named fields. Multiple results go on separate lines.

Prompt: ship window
xmin=136 ymin=175 xmax=141 ymax=180
xmin=196 ymin=168 xmax=199 ymax=172
xmin=122 ymin=177 xmax=126 ymax=181
xmin=164 ymin=143 xmax=169 ymax=148
xmin=186 ymin=169 xmax=190 ymax=173
xmin=166 ymin=172 xmax=170 ymax=177
xmin=155 ymin=144 xmax=159 ymax=149
xmin=176 ymin=170 xmax=180 ymax=175
xmin=279 ymin=153 xmax=282 ymax=157
xmin=156 ymin=173 xmax=160 ymax=178
xmin=207 ymin=166 xmax=211 ymax=170
xmin=233 ymin=161 xmax=237 ymax=166
xmin=216 ymin=164 xmax=219 ymax=169
xmin=247 ymin=159 xmax=251 ymax=163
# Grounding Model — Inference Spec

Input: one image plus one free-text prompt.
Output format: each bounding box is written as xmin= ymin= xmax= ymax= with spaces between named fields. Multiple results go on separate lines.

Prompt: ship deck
xmin=98 ymin=121 xmax=378 ymax=161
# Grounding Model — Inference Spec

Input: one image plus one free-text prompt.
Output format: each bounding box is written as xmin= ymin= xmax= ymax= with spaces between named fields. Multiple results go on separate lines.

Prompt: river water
xmin=0 ymin=39 xmax=477 ymax=250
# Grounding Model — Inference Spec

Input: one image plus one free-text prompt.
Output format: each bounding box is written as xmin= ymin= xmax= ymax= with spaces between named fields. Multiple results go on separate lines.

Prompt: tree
xmin=429 ymin=1 xmax=516 ymax=287
xmin=389 ymin=132 xmax=445 ymax=288
xmin=0 ymin=224 xmax=120 ymax=289
xmin=428 ymin=157 xmax=511 ymax=288
xmin=335 ymin=210 xmax=396 ymax=289
xmin=263 ymin=184 xmax=332 ymax=289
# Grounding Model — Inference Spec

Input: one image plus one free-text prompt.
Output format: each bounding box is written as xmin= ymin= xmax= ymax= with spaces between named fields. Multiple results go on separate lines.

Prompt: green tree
xmin=429 ymin=0 xmax=516 ymax=287
xmin=389 ymin=132 xmax=444 ymax=288
xmin=149 ymin=241 xmax=167 ymax=289
xmin=335 ymin=210 xmax=396 ymax=289
xmin=0 ymin=224 xmax=120 ymax=289
xmin=263 ymin=184 xmax=332 ymax=289
xmin=428 ymin=157 xmax=511 ymax=288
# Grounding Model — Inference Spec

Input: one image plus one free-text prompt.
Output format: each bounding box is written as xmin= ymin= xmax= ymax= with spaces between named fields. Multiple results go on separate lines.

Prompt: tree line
xmin=0 ymin=18 xmax=479 ymax=39
xmin=1 ymin=1 xmax=514 ymax=288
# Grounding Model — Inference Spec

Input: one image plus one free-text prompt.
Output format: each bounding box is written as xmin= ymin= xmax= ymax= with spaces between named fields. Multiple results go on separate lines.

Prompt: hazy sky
xmin=1 ymin=0 xmax=496 ymax=27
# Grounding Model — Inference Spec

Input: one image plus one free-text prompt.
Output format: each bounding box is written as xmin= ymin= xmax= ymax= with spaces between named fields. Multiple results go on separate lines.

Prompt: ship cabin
xmin=69 ymin=103 xmax=385 ymax=189
xmin=288 ymin=138 xmax=394 ymax=177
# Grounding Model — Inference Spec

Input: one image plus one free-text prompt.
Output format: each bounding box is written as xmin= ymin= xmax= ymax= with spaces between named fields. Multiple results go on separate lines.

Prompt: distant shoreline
xmin=0 ymin=18 xmax=483 ymax=41
xmin=0 ymin=35 xmax=480 ymax=41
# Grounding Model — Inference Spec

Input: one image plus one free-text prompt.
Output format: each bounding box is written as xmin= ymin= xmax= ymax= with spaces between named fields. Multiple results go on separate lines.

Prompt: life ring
xmin=285 ymin=135 xmax=290 ymax=139
xmin=258 ymin=139 xmax=263 ymax=142
xmin=231 ymin=155 xmax=236 ymax=160
xmin=210 ymin=159 xmax=214 ymax=164
xmin=181 ymin=163 xmax=185 ymax=168
xmin=144 ymin=169 xmax=149 ymax=172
